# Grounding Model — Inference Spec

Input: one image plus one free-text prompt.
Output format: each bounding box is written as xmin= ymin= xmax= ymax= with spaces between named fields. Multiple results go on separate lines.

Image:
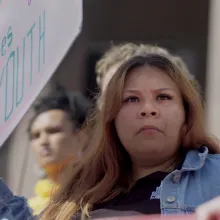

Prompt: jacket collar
xmin=181 ymin=146 xmax=208 ymax=171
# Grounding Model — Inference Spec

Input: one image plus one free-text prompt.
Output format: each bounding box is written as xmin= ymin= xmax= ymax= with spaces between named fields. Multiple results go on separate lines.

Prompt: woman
xmin=39 ymin=54 xmax=220 ymax=220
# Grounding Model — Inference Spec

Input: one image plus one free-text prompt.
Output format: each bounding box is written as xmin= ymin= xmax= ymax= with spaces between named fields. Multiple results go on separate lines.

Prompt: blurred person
xmin=27 ymin=88 xmax=91 ymax=215
xmin=95 ymin=43 xmax=200 ymax=96
xmin=38 ymin=54 xmax=220 ymax=220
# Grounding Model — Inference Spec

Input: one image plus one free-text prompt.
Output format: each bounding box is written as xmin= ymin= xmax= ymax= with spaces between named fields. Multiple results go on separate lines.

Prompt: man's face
xmin=29 ymin=109 xmax=78 ymax=168
xmin=101 ymin=62 xmax=122 ymax=94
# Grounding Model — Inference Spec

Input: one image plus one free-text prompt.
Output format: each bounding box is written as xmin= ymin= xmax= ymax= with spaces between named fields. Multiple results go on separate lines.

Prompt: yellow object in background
xmin=28 ymin=179 xmax=58 ymax=215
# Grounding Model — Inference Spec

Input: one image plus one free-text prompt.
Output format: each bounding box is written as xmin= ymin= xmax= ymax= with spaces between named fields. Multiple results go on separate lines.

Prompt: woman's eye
xmin=157 ymin=94 xmax=173 ymax=100
xmin=123 ymin=96 xmax=139 ymax=103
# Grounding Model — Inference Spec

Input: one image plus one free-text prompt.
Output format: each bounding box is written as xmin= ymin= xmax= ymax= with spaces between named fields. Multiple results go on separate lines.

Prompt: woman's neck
xmin=132 ymin=155 xmax=180 ymax=181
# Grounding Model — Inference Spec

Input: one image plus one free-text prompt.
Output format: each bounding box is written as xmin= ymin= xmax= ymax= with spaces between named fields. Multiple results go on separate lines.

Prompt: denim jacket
xmin=0 ymin=179 xmax=33 ymax=220
xmin=160 ymin=146 xmax=220 ymax=214
xmin=0 ymin=146 xmax=219 ymax=219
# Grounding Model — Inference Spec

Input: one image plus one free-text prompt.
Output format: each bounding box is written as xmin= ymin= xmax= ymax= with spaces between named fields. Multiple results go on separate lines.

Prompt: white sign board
xmin=0 ymin=0 xmax=82 ymax=146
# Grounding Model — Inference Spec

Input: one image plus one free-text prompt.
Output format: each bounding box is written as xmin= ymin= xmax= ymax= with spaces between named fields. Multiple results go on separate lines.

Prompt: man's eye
xmin=30 ymin=133 xmax=39 ymax=140
xmin=47 ymin=128 xmax=62 ymax=134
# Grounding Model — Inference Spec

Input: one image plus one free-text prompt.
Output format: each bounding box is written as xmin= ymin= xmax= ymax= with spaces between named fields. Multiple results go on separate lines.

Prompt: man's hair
xmin=95 ymin=43 xmax=170 ymax=86
xmin=27 ymin=87 xmax=92 ymax=136
xmin=95 ymin=43 xmax=200 ymax=91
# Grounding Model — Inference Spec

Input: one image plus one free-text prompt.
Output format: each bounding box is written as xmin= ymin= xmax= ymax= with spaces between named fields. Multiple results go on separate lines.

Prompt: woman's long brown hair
xmin=41 ymin=55 xmax=220 ymax=220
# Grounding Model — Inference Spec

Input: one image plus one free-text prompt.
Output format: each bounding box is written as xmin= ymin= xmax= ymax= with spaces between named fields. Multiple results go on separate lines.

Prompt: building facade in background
xmin=1 ymin=0 xmax=216 ymax=198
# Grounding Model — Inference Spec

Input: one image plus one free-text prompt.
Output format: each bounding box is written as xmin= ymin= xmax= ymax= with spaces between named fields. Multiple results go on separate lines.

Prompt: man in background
xmin=27 ymin=87 xmax=91 ymax=215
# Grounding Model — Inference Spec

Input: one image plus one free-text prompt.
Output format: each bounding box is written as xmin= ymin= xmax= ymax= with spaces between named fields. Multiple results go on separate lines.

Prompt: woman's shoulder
xmin=181 ymin=147 xmax=220 ymax=199
xmin=204 ymin=144 xmax=220 ymax=164
xmin=205 ymin=151 xmax=220 ymax=169
xmin=197 ymin=146 xmax=220 ymax=177
xmin=183 ymin=146 xmax=220 ymax=172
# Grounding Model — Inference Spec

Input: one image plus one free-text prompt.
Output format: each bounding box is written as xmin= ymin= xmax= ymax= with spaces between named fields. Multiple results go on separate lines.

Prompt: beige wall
xmin=205 ymin=0 xmax=220 ymax=139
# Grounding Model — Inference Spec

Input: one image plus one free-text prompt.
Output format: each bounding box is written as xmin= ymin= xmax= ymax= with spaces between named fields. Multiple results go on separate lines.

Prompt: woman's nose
xmin=138 ymin=102 xmax=159 ymax=118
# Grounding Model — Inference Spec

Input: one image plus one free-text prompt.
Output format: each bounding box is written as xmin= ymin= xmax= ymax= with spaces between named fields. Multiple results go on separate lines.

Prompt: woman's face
xmin=114 ymin=66 xmax=185 ymax=165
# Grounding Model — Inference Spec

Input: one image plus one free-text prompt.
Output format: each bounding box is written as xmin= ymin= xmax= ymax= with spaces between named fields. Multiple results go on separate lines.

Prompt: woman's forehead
xmin=123 ymin=65 xmax=179 ymax=91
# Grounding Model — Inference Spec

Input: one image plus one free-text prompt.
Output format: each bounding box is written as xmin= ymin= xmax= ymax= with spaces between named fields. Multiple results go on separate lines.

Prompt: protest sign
xmin=0 ymin=0 xmax=82 ymax=146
